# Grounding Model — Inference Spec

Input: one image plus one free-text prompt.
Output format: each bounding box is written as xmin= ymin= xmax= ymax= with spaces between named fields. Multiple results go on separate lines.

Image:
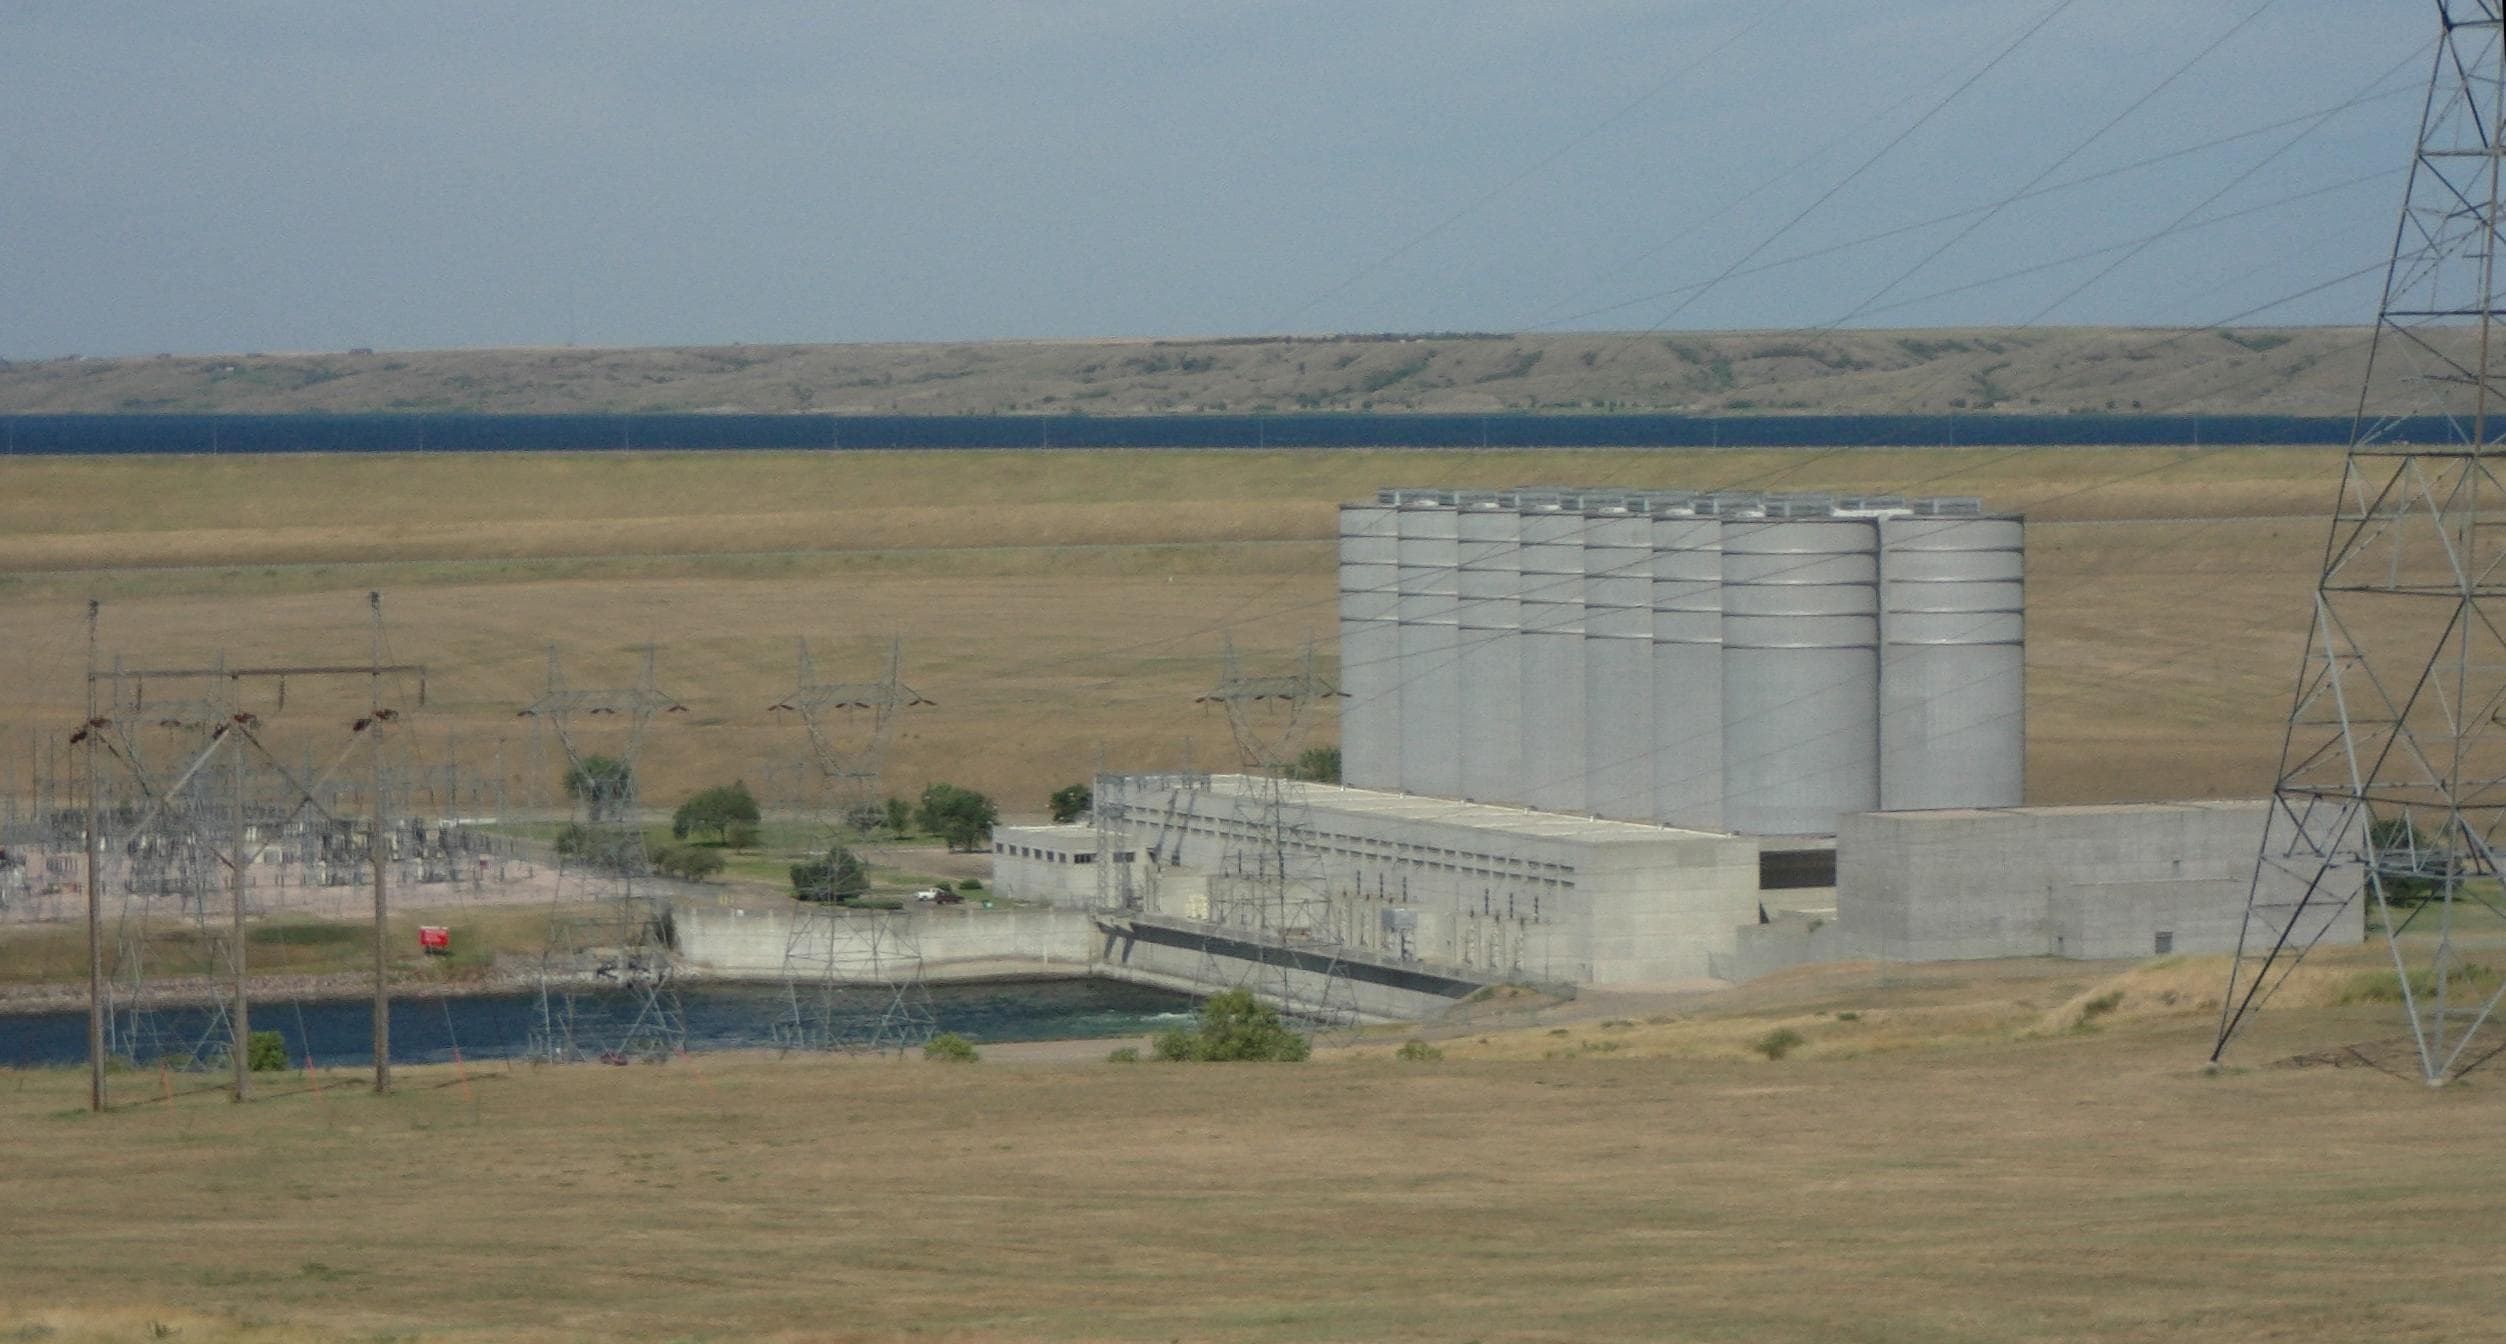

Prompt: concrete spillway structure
xmin=1394 ymin=493 xmax=1462 ymax=798
xmin=1582 ymin=500 xmax=1656 ymax=821
xmin=1649 ymin=500 xmax=1725 ymax=831
xmin=1516 ymin=497 xmax=1588 ymax=814
xmin=1338 ymin=487 xmax=2024 ymax=836
xmin=1719 ymin=499 xmax=1883 ymax=836
xmin=1337 ymin=500 xmax=1402 ymax=792
xmin=1455 ymin=497 xmax=1524 ymax=804
xmin=1878 ymin=508 xmax=2026 ymax=811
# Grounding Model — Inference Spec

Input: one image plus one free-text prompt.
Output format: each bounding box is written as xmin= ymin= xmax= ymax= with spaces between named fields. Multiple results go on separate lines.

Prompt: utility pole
xmin=228 ymin=717 xmax=250 ymax=1103
xmin=80 ymin=602 xmax=425 ymax=1102
xmin=369 ymin=593 xmax=392 ymax=1094
xmin=83 ymin=599 xmax=103 ymax=1114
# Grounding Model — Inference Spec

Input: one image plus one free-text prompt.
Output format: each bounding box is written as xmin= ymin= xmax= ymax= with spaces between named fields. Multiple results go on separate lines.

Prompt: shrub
xmin=651 ymin=843 xmax=725 ymax=882
xmin=958 ymin=878 xmax=983 ymax=892
xmin=1152 ymin=989 xmax=1310 ymax=1062
xmin=1105 ymin=1045 xmax=1141 ymax=1063
xmin=790 ymin=845 xmax=869 ymax=903
xmin=1049 ymin=782 xmax=1092 ymax=824
xmin=2076 ymin=990 xmax=2124 ymax=1026
xmin=246 ymin=1030 xmax=290 ymax=1073
xmin=722 ymin=821 xmax=761 ymax=850
xmin=922 ymin=1033 xmax=980 ymax=1063
xmin=1753 ymin=1027 xmax=1806 ymax=1061
xmin=1835 ymin=1011 xmax=1861 ymax=1023
xmin=1394 ymin=1038 xmax=1443 ymax=1062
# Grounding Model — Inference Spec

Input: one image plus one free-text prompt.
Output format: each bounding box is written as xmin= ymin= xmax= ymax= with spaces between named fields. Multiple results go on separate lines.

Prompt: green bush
xmin=922 ymin=1033 xmax=981 ymax=1063
xmin=916 ymin=782 xmax=999 ymax=852
xmin=958 ymin=878 xmax=983 ymax=892
xmin=671 ymin=780 xmax=760 ymax=843
xmin=1394 ymin=1038 xmax=1443 ymax=1063
xmin=1049 ymin=782 xmax=1092 ymax=824
xmin=722 ymin=821 xmax=761 ymax=850
xmin=651 ymin=843 xmax=726 ymax=882
xmin=1105 ymin=1045 xmax=1141 ymax=1063
xmin=790 ymin=845 xmax=869 ymax=903
xmin=246 ymin=1030 xmax=290 ymax=1073
xmin=1151 ymin=989 xmax=1310 ymax=1062
xmin=1753 ymin=1027 xmax=1806 ymax=1061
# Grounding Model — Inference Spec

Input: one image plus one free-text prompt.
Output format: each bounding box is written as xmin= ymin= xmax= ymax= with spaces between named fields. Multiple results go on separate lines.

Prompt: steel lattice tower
xmin=2215 ymin=3 xmax=2506 ymax=1083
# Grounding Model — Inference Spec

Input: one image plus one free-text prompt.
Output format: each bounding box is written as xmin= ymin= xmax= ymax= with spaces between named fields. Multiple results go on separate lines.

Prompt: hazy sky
xmin=0 ymin=2 xmax=2428 ymax=358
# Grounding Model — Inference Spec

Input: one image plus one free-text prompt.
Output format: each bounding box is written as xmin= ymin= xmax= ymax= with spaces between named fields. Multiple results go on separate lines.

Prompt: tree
xmin=671 ymin=780 xmax=760 ymax=843
xmin=651 ymin=843 xmax=726 ymax=882
xmin=916 ymin=782 xmax=999 ymax=852
xmin=1151 ymin=989 xmax=1309 ymax=1062
xmin=883 ymin=796 xmax=912 ymax=837
xmin=1289 ymin=746 xmax=1341 ymax=784
xmin=1048 ymin=782 xmax=1092 ymax=825
xmin=790 ymin=844 xmax=869 ymax=903
xmin=562 ymin=755 xmax=633 ymax=822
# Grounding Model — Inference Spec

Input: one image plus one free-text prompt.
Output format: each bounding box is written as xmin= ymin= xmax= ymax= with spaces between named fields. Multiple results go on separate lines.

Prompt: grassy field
xmin=0 ymin=444 xmax=2344 ymax=817
xmin=4 ymin=952 xmax=2502 ymax=1343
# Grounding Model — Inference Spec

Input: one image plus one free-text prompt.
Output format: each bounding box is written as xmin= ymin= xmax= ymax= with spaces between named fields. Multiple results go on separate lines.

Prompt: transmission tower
xmin=766 ymin=636 xmax=937 ymax=1054
xmin=521 ymin=646 xmax=689 ymax=1063
xmin=1194 ymin=640 xmax=1358 ymax=1032
xmin=2215 ymin=5 xmax=2506 ymax=1084
xmin=768 ymin=638 xmax=931 ymax=832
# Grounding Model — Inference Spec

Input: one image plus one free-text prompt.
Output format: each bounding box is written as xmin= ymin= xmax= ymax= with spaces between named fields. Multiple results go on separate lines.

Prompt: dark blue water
xmin=0 ymin=410 xmax=2443 ymax=455
xmin=0 ymin=978 xmax=1201 ymax=1068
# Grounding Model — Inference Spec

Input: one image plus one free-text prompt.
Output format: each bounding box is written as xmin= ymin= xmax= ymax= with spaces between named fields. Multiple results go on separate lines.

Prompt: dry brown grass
xmin=0 ymin=445 xmax=2341 ymax=815
xmin=4 ymin=961 xmax=2502 ymax=1343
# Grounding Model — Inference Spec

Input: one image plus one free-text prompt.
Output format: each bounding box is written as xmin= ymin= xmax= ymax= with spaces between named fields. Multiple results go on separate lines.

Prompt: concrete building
xmin=1339 ymin=488 xmax=2025 ymax=837
xmin=1830 ymin=801 xmax=2359 ymax=963
xmin=1011 ymin=774 xmax=1762 ymax=984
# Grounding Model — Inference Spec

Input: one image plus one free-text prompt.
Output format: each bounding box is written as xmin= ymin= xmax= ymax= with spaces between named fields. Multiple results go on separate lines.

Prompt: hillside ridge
xmin=0 ymin=325 xmax=2371 ymax=418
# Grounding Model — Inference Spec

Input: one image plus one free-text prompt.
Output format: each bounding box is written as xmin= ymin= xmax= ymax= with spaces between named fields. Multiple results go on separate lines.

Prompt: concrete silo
xmin=1517 ymin=495 xmax=1589 ymax=813
xmin=1581 ymin=497 xmax=1656 ymax=821
xmin=1337 ymin=497 xmax=1404 ymax=791
xmin=1646 ymin=495 xmax=1725 ymax=832
xmin=1456 ymin=495 xmax=1525 ymax=804
xmin=1395 ymin=492 xmax=1463 ymax=798
xmin=1720 ymin=498 xmax=1883 ymax=835
xmin=1878 ymin=503 xmax=2025 ymax=810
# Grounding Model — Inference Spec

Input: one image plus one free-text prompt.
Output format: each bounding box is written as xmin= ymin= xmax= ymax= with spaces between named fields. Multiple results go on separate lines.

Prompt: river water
xmin=0 ymin=978 xmax=1201 ymax=1068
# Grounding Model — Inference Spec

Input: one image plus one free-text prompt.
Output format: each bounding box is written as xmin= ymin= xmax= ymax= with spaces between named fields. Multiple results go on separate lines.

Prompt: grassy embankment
xmin=5 ymin=946 xmax=2504 ymax=1343
xmin=0 ymin=444 xmax=2344 ymax=817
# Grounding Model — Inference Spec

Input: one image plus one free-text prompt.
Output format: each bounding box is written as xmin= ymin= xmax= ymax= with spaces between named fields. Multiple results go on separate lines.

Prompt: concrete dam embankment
xmin=670 ymin=903 xmax=1490 ymax=1025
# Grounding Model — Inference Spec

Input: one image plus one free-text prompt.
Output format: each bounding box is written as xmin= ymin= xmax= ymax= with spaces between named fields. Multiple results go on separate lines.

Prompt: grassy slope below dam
xmin=0 ymin=444 xmax=2337 ymax=817
xmin=3 ymin=951 xmax=2498 ymax=1343
xmin=0 ymin=324 xmax=2371 ymax=417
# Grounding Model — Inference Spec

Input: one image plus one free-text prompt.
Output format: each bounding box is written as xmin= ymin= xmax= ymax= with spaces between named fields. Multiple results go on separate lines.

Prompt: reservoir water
xmin=0 ymin=978 xmax=1202 ymax=1069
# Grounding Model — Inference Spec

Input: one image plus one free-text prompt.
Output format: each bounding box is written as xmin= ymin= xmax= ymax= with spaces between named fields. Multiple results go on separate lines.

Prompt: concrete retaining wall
xmin=1834 ymin=801 xmax=2361 ymax=963
xmin=673 ymin=902 xmax=1488 ymax=1024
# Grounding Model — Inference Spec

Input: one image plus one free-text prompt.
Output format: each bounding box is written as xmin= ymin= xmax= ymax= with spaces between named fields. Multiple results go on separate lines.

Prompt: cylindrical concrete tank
xmin=1721 ymin=507 xmax=1881 ymax=835
xmin=1395 ymin=494 xmax=1463 ymax=797
xmin=1337 ymin=500 xmax=1403 ymax=791
xmin=1878 ymin=511 xmax=2024 ymax=810
xmin=1647 ymin=503 xmax=1724 ymax=831
xmin=1455 ymin=498 xmax=1524 ymax=805
xmin=1581 ymin=500 xmax=1655 ymax=821
xmin=1517 ymin=498 xmax=1588 ymax=813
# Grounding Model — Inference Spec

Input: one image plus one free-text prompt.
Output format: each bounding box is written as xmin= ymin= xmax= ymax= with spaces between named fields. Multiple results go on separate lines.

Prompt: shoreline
xmin=0 ymin=963 xmax=1118 ymax=1018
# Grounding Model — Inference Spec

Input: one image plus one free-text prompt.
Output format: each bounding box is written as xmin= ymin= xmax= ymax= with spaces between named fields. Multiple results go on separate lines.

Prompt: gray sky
xmin=0 ymin=2 xmax=2426 ymax=359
